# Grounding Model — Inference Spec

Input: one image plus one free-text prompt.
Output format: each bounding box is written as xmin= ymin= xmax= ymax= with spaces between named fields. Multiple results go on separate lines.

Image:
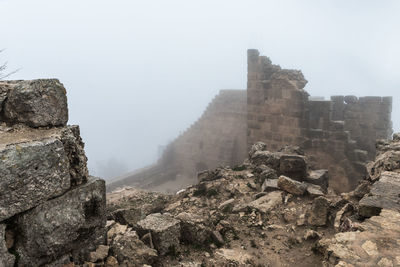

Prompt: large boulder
xmin=305 ymin=169 xmax=329 ymax=191
xmin=136 ymin=213 xmax=180 ymax=256
xmin=0 ymin=224 xmax=15 ymax=267
xmin=279 ymin=154 xmax=307 ymax=179
xmin=2 ymin=79 xmax=68 ymax=127
xmin=176 ymin=212 xmax=211 ymax=246
xmin=0 ymin=137 xmax=71 ymax=221
xmin=14 ymin=178 xmax=106 ymax=266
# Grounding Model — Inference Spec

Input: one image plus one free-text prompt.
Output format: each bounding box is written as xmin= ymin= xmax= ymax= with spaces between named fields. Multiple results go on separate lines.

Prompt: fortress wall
xmin=247 ymin=49 xmax=309 ymax=151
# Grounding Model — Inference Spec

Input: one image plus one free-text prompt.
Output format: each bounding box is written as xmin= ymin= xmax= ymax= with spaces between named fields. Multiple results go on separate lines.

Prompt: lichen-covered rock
xmin=15 ymin=178 xmax=106 ymax=266
xmin=0 ymin=137 xmax=71 ymax=221
xmin=3 ymin=79 xmax=68 ymax=127
xmin=60 ymin=125 xmax=89 ymax=185
xmin=136 ymin=213 xmax=180 ymax=256
xmin=0 ymin=224 xmax=15 ymax=267
xmin=277 ymin=175 xmax=306 ymax=195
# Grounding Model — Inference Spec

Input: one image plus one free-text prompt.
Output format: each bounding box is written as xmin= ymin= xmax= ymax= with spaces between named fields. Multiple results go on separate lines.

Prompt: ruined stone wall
xmin=247 ymin=49 xmax=309 ymax=151
xmin=108 ymin=89 xmax=247 ymax=192
xmin=247 ymin=50 xmax=393 ymax=191
xmin=0 ymin=80 xmax=106 ymax=266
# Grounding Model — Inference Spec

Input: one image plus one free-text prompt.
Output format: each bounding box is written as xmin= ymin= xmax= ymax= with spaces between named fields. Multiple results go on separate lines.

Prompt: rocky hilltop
xmin=103 ymin=137 xmax=400 ymax=266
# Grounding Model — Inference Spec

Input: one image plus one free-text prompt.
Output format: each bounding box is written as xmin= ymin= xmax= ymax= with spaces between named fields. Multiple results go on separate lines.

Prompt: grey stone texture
xmin=0 ymin=137 xmax=71 ymax=221
xmin=3 ymin=79 xmax=68 ymax=127
xmin=0 ymin=224 xmax=15 ymax=267
xmin=277 ymin=175 xmax=306 ymax=195
xmin=15 ymin=178 xmax=106 ymax=266
xmin=136 ymin=213 xmax=181 ymax=256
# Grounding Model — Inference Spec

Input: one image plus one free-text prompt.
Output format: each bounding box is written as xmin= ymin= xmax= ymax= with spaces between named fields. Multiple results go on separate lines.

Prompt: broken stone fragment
xmin=334 ymin=203 xmax=354 ymax=231
xmin=304 ymin=169 xmax=329 ymax=191
xmin=307 ymin=196 xmax=330 ymax=226
xmin=0 ymin=224 xmax=15 ymax=267
xmin=279 ymin=154 xmax=307 ymax=179
xmin=277 ymin=175 xmax=307 ymax=195
xmin=218 ymin=198 xmax=235 ymax=212
xmin=211 ymin=230 xmax=224 ymax=247
xmin=248 ymin=191 xmax=283 ymax=213
xmin=176 ymin=212 xmax=210 ymax=246
xmin=258 ymin=167 xmax=278 ymax=184
xmin=14 ymin=178 xmax=106 ymax=266
xmin=0 ymin=137 xmax=71 ymax=221
xmin=359 ymin=171 xmax=400 ymax=217
xmin=136 ymin=213 xmax=180 ymax=255
xmin=248 ymin=141 xmax=267 ymax=157
xmin=305 ymin=183 xmax=325 ymax=197
xmin=2 ymin=79 xmax=68 ymax=127
xmin=261 ymin=178 xmax=279 ymax=192
xmin=249 ymin=150 xmax=280 ymax=169
xmin=110 ymin=228 xmax=157 ymax=266
xmin=89 ymin=245 xmax=109 ymax=263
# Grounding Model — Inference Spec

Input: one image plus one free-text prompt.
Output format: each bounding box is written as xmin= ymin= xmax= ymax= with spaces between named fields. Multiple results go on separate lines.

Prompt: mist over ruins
xmin=1 ymin=1 xmax=400 ymax=266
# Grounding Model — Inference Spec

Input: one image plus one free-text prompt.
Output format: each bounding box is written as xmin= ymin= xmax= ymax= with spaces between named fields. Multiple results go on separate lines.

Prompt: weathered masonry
xmin=109 ymin=49 xmax=392 ymax=193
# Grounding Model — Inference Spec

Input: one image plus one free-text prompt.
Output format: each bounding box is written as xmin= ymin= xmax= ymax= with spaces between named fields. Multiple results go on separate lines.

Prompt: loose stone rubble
xmin=98 ymin=136 xmax=400 ymax=267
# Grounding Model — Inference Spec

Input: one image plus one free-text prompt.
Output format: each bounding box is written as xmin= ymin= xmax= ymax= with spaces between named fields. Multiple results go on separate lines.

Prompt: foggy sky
xmin=1 ymin=0 xmax=399 ymax=179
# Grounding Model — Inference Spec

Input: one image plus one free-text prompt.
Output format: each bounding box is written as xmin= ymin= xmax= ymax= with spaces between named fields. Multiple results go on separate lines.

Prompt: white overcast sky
xmin=1 ymin=0 xmax=399 ymax=179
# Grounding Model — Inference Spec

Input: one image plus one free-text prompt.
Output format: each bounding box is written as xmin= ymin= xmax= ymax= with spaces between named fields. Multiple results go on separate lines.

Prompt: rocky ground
xmin=77 ymin=136 xmax=400 ymax=267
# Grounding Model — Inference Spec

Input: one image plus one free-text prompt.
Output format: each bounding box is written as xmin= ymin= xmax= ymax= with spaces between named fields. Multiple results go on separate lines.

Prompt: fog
xmin=1 ymin=0 xmax=399 ymax=179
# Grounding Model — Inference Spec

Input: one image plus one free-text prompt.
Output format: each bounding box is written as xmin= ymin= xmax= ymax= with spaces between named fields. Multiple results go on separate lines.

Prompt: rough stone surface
xmin=0 ymin=137 xmax=71 ymax=221
xmin=279 ymin=154 xmax=307 ymax=179
xmin=248 ymin=191 xmax=283 ymax=213
xmin=359 ymin=171 xmax=400 ymax=217
xmin=15 ymin=178 xmax=107 ymax=266
xmin=307 ymin=196 xmax=330 ymax=226
xmin=318 ymin=209 xmax=400 ymax=266
xmin=0 ymin=224 xmax=15 ymax=267
xmin=136 ymin=213 xmax=180 ymax=255
xmin=89 ymin=245 xmax=109 ymax=262
xmin=110 ymin=228 xmax=157 ymax=266
xmin=305 ymin=169 xmax=329 ymax=191
xmin=176 ymin=212 xmax=210 ymax=246
xmin=3 ymin=79 xmax=68 ymax=127
xmin=261 ymin=178 xmax=279 ymax=192
xmin=305 ymin=183 xmax=325 ymax=197
xmin=60 ymin=125 xmax=89 ymax=185
xmin=277 ymin=175 xmax=307 ymax=195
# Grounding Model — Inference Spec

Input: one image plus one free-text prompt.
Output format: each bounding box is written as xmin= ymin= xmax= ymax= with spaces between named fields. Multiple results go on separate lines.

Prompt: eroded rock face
xmin=3 ymin=79 xmax=68 ymax=127
xmin=15 ymin=178 xmax=106 ymax=266
xmin=0 ymin=138 xmax=71 ymax=221
xmin=0 ymin=224 xmax=15 ymax=267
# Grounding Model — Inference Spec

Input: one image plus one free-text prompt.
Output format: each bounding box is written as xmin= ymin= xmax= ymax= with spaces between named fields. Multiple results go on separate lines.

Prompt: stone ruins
xmin=109 ymin=49 xmax=392 ymax=193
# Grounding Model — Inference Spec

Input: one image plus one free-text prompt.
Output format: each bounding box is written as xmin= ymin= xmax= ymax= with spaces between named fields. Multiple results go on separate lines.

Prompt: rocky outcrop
xmin=0 ymin=79 xmax=106 ymax=266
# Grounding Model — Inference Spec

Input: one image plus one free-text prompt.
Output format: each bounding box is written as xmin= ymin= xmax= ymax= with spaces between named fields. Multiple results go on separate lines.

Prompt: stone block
xmin=359 ymin=171 xmax=400 ymax=217
xmin=0 ymin=224 xmax=15 ymax=267
xmin=248 ymin=191 xmax=283 ymax=213
xmin=279 ymin=154 xmax=307 ymax=179
xmin=277 ymin=175 xmax=306 ymax=195
xmin=176 ymin=212 xmax=210 ymax=246
xmin=15 ymin=178 xmax=106 ymax=266
xmin=3 ymin=79 xmax=68 ymax=127
xmin=307 ymin=196 xmax=330 ymax=226
xmin=0 ymin=138 xmax=70 ymax=221
xmin=137 ymin=213 xmax=180 ymax=255
xmin=305 ymin=170 xmax=329 ymax=191
xmin=261 ymin=178 xmax=279 ymax=192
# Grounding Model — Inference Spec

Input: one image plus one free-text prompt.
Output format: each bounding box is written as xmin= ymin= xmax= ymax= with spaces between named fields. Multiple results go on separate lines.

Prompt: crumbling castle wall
xmin=0 ymin=80 xmax=106 ymax=266
xmin=247 ymin=49 xmax=393 ymax=190
xmin=109 ymin=49 xmax=393 ymax=193
xmin=108 ymin=89 xmax=247 ymax=192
